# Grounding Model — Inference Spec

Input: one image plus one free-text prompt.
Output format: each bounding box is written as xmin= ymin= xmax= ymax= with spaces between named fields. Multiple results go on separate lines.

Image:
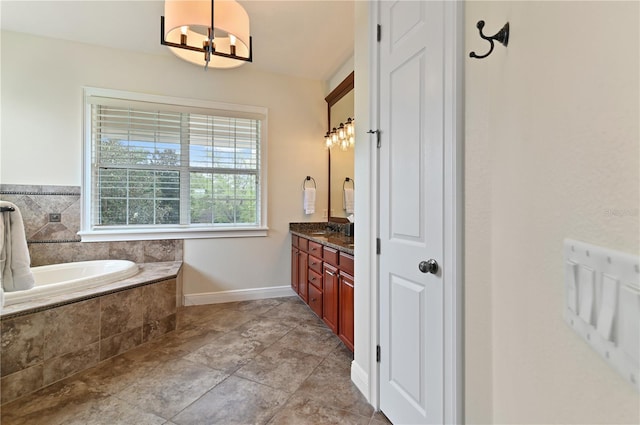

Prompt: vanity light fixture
xmin=161 ymin=0 xmax=253 ymax=70
xmin=325 ymin=117 xmax=355 ymax=150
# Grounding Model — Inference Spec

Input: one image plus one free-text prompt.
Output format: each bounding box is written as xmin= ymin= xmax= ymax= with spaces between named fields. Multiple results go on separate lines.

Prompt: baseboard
xmin=351 ymin=359 xmax=370 ymax=401
xmin=183 ymin=285 xmax=296 ymax=306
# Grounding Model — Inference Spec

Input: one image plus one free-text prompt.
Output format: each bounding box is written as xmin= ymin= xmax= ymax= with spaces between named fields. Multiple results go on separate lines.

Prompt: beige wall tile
xmin=100 ymin=328 xmax=142 ymax=361
xmin=43 ymin=299 xmax=100 ymax=360
xmin=143 ymin=279 xmax=177 ymax=323
xmin=1 ymin=313 xmax=45 ymax=377
xmin=100 ymin=287 xmax=144 ymax=339
xmin=0 ymin=365 xmax=44 ymax=404
xmin=43 ymin=343 xmax=100 ymax=386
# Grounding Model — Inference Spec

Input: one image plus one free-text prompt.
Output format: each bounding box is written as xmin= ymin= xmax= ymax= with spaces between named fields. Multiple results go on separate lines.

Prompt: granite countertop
xmin=1 ymin=261 xmax=183 ymax=319
xmin=290 ymin=223 xmax=354 ymax=255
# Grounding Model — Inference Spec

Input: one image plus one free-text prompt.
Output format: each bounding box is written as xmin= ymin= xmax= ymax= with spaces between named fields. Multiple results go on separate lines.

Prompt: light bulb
xmin=325 ymin=132 xmax=332 ymax=148
xmin=229 ymin=34 xmax=237 ymax=55
xmin=331 ymin=128 xmax=338 ymax=144
xmin=349 ymin=135 xmax=355 ymax=146
xmin=345 ymin=117 xmax=354 ymax=136
xmin=180 ymin=26 xmax=188 ymax=45
xmin=338 ymin=123 xmax=346 ymax=140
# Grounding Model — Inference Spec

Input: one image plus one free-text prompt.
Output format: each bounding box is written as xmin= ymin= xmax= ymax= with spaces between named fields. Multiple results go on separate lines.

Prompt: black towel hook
xmin=469 ymin=21 xmax=509 ymax=59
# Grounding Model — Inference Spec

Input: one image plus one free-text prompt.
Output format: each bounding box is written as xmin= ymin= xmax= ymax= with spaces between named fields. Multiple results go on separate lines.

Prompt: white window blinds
xmin=87 ymin=92 xmax=263 ymax=231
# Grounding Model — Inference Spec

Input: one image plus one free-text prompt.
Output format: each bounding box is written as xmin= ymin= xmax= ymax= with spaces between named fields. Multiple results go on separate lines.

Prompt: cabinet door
xmin=323 ymin=263 xmax=339 ymax=333
xmin=308 ymin=283 xmax=323 ymax=318
xmin=291 ymin=246 xmax=299 ymax=292
xmin=298 ymin=251 xmax=308 ymax=302
xmin=339 ymin=271 xmax=354 ymax=351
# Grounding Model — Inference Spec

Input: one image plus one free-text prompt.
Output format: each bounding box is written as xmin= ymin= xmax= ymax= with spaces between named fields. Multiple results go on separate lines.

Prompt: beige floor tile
xmin=0 ymin=379 xmax=110 ymax=425
xmin=271 ymin=323 xmax=341 ymax=357
xmin=64 ymin=395 xmax=166 ymax=425
xmin=171 ymin=375 xmax=290 ymax=425
xmin=115 ymin=358 xmax=228 ymax=419
xmin=184 ymin=331 xmax=266 ymax=373
xmin=266 ymin=394 xmax=371 ymax=425
xmin=235 ymin=345 xmax=323 ymax=393
xmin=1 ymin=298 xmax=370 ymax=425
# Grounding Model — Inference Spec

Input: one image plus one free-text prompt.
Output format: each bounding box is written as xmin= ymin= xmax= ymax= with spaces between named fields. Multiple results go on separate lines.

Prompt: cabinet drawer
xmin=308 ymin=255 xmax=323 ymax=274
xmin=308 ymin=284 xmax=323 ymax=318
xmin=298 ymin=237 xmax=309 ymax=252
xmin=323 ymin=246 xmax=339 ymax=266
xmin=308 ymin=268 xmax=322 ymax=290
xmin=308 ymin=241 xmax=323 ymax=257
xmin=339 ymin=252 xmax=354 ymax=275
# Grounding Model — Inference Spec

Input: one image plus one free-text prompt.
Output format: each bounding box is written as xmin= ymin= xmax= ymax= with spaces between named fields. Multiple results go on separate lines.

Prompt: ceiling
xmin=0 ymin=0 xmax=355 ymax=81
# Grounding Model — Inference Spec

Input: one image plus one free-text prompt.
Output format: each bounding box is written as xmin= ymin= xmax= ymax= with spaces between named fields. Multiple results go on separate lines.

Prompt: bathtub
xmin=4 ymin=260 xmax=139 ymax=306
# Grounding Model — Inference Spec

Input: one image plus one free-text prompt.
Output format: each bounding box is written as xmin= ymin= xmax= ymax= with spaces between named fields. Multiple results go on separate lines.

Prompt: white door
xmin=378 ymin=1 xmax=461 ymax=423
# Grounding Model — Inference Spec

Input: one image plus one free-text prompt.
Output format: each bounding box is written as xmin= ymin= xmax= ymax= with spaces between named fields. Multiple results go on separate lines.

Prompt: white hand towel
xmin=343 ymin=188 xmax=355 ymax=214
xmin=1 ymin=201 xmax=35 ymax=292
xmin=303 ymin=188 xmax=316 ymax=214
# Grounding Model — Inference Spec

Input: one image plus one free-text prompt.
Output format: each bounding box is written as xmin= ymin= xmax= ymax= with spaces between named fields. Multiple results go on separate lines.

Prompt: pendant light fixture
xmin=161 ymin=0 xmax=253 ymax=69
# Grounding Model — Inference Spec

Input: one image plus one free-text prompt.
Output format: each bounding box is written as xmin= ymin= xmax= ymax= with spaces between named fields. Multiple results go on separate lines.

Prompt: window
xmin=80 ymin=88 xmax=267 ymax=241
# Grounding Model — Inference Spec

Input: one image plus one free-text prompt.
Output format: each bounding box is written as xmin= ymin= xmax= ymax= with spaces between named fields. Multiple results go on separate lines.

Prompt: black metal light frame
xmin=160 ymin=0 xmax=253 ymax=68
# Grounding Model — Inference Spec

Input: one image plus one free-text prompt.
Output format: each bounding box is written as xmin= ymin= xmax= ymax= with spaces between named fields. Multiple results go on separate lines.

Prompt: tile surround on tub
xmin=0 ymin=184 xmax=183 ymax=266
xmin=0 ymin=263 xmax=181 ymax=405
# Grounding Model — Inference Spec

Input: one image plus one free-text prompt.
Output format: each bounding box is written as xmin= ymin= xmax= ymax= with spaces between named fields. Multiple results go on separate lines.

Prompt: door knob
xmin=418 ymin=259 xmax=439 ymax=274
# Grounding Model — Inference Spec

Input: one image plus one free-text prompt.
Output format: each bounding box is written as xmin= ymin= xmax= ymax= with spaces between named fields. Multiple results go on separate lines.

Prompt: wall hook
xmin=469 ymin=21 xmax=509 ymax=59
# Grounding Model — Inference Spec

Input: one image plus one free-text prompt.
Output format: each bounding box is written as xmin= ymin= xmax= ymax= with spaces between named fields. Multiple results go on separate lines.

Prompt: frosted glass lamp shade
xmin=164 ymin=0 xmax=251 ymax=68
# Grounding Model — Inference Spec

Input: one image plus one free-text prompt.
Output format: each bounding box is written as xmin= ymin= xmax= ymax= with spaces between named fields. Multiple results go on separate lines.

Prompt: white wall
xmin=1 ymin=31 xmax=328 ymax=295
xmin=466 ymin=1 xmax=639 ymax=424
xmin=352 ymin=0 xmax=374 ymax=403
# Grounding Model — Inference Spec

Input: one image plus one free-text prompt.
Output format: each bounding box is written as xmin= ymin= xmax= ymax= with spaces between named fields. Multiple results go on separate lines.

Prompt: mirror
xmin=326 ymin=72 xmax=355 ymax=222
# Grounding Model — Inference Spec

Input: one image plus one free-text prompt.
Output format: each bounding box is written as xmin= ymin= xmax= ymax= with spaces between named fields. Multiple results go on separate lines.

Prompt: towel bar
xmin=0 ymin=206 xmax=16 ymax=212
xmin=343 ymin=177 xmax=354 ymax=190
xmin=302 ymin=176 xmax=316 ymax=190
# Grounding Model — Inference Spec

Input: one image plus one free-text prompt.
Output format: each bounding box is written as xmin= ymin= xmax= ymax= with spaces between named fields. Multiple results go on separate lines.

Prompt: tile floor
xmin=1 ymin=296 xmax=392 ymax=425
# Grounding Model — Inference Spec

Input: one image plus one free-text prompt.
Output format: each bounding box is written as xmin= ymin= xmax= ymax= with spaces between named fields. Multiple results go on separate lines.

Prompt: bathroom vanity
xmin=290 ymin=224 xmax=354 ymax=351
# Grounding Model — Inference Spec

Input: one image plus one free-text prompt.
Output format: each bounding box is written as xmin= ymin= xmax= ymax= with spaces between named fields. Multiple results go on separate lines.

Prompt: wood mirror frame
xmin=325 ymin=71 xmax=354 ymax=223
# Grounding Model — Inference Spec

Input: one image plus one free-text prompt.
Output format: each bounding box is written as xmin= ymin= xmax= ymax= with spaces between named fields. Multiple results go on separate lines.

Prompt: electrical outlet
xmin=49 ymin=213 xmax=61 ymax=223
xmin=322 ymin=209 xmax=328 ymax=218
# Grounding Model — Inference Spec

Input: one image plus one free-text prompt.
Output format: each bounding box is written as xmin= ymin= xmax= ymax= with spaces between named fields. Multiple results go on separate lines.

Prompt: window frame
xmin=80 ymin=87 xmax=268 ymax=242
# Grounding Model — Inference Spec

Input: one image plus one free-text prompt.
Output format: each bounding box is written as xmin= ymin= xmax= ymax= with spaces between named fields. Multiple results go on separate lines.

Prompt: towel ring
xmin=302 ymin=176 xmax=316 ymax=190
xmin=0 ymin=206 xmax=16 ymax=212
xmin=343 ymin=177 xmax=354 ymax=190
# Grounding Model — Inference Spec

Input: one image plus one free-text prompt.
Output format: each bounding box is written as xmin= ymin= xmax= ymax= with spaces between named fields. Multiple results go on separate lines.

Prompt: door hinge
xmin=377 ymin=24 xmax=381 ymax=42
xmin=376 ymin=238 xmax=381 ymax=255
xmin=376 ymin=345 xmax=381 ymax=363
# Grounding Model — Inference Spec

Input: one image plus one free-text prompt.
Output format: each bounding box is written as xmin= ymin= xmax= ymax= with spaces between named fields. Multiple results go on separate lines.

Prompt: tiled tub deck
xmin=0 ymin=261 xmax=182 ymax=405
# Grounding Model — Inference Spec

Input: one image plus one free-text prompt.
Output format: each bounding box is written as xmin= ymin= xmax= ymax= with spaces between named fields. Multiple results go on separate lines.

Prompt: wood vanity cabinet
xmin=322 ymin=262 xmax=339 ymax=333
xmin=338 ymin=271 xmax=354 ymax=351
xmin=291 ymin=234 xmax=354 ymax=351
xmin=291 ymin=236 xmax=309 ymax=303
xmin=291 ymin=236 xmax=299 ymax=293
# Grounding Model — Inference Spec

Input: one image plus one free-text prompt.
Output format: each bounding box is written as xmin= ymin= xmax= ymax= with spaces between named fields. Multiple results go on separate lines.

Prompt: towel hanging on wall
xmin=343 ymin=177 xmax=354 ymax=214
xmin=302 ymin=176 xmax=316 ymax=215
xmin=0 ymin=201 xmax=35 ymax=293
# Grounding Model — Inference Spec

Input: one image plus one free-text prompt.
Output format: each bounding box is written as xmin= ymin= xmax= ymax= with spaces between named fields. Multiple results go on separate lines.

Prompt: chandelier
xmin=161 ymin=0 xmax=253 ymax=69
xmin=325 ymin=117 xmax=355 ymax=150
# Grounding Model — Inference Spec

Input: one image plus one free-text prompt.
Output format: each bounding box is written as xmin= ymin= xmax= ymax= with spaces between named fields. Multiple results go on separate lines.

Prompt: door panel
xmin=379 ymin=1 xmax=445 ymax=423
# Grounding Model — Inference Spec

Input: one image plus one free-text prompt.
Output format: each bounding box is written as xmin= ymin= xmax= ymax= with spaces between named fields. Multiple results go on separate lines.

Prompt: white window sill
xmin=78 ymin=226 xmax=269 ymax=242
